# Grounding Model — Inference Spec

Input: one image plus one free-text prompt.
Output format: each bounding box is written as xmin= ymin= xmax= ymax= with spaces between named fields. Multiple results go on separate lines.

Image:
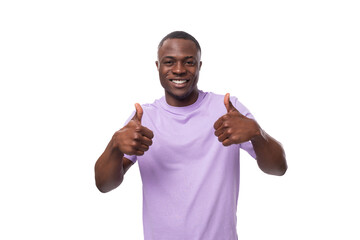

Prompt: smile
xmin=170 ymin=79 xmax=189 ymax=84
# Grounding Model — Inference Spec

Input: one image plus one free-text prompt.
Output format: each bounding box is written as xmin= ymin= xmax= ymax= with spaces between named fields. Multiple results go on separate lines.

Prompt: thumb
xmin=133 ymin=103 xmax=143 ymax=123
xmin=224 ymin=93 xmax=235 ymax=113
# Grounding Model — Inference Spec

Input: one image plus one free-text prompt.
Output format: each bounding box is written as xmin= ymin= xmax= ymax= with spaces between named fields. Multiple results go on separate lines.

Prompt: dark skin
xmin=156 ymin=38 xmax=202 ymax=107
xmin=94 ymin=38 xmax=287 ymax=193
xmin=215 ymin=93 xmax=287 ymax=175
xmin=94 ymin=103 xmax=153 ymax=192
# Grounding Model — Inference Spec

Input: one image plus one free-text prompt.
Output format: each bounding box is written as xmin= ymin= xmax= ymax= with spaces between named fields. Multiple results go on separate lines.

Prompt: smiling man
xmin=95 ymin=31 xmax=287 ymax=240
xmin=156 ymin=36 xmax=202 ymax=107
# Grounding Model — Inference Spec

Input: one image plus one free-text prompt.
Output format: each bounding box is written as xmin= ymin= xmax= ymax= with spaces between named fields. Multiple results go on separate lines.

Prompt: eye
xmin=185 ymin=61 xmax=195 ymax=66
xmin=163 ymin=60 xmax=174 ymax=66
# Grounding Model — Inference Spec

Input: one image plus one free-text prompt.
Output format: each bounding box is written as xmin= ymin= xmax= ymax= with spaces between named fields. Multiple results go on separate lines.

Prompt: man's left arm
xmin=214 ymin=93 xmax=287 ymax=176
xmin=251 ymin=129 xmax=287 ymax=176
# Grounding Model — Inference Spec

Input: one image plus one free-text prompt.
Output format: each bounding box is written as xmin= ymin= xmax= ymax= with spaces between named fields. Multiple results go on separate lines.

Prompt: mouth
xmin=170 ymin=79 xmax=189 ymax=84
xmin=169 ymin=79 xmax=190 ymax=88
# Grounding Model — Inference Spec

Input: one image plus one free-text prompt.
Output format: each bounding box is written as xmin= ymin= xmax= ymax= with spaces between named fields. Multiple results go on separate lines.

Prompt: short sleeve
xmin=231 ymin=96 xmax=257 ymax=160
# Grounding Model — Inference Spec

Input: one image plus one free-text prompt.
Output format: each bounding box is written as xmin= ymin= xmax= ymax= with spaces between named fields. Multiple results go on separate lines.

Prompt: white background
xmin=1 ymin=0 xmax=359 ymax=239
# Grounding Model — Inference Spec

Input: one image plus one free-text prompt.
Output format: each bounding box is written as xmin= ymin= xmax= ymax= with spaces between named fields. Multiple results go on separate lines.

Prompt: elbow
xmin=96 ymin=181 xmax=110 ymax=193
xmin=259 ymin=156 xmax=288 ymax=176
xmin=95 ymin=177 xmax=109 ymax=193
xmin=273 ymin=163 xmax=288 ymax=176
xmin=271 ymin=152 xmax=288 ymax=176
xmin=277 ymin=154 xmax=288 ymax=176
xmin=262 ymin=166 xmax=287 ymax=176
xmin=94 ymin=160 xmax=124 ymax=193
xmin=95 ymin=173 xmax=124 ymax=193
xmin=95 ymin=178 xmax=123 ymax=193
xmin=261 ymin=167 xmax=287 ymax=176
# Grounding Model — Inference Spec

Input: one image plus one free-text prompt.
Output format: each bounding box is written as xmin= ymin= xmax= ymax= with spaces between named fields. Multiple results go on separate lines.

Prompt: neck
xmin=165 ymin=89 xmax=199 ymax=107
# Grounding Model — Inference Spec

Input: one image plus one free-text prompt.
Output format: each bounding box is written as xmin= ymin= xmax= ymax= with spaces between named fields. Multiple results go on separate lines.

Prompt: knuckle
xmin=133 ymin=133 xmax=141 ymax=140
xmin=127 ymin=120 xmax=136 ymax=127
xmin=130 ymin=141 xmax=138 ymax=148
xmin=113 ymin=130 xmax=122 ymax=140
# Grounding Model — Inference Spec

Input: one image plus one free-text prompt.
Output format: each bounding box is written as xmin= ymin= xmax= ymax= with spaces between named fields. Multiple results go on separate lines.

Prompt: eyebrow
xmin=162 ymin=56 xmax=194 ymax=60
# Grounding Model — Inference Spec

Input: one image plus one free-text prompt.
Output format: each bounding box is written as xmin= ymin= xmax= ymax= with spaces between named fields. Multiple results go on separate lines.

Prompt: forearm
xmin=95 ymin=140 xmax=125 ymax=193
xmin=251 ymin=129 xmax=287 ymax=176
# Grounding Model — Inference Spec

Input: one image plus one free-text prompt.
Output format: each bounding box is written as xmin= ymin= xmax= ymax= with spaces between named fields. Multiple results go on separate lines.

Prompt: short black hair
xmin=158 ymin=31 xmax=201 ymax=54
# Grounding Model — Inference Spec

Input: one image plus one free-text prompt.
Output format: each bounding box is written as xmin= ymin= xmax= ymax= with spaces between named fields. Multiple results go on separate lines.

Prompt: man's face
xmin=156 ymin=38 xmax=202 ymax=106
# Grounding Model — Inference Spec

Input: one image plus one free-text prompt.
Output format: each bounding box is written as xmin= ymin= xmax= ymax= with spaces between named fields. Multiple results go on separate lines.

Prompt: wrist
xmin=111 ymin=132 xmax=125 ymax=154
xmin=251 ymin=127 xmax=267 ymax=143
xmin=108 ymin=139 xmax=124 ymax=161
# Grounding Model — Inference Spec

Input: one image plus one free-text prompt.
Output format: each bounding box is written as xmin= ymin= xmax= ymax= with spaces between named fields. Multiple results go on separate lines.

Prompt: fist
xmin=113 ymin=103 xmax=154 ymax=156
xmin=214 ymin=93 xmax=260 ymax=146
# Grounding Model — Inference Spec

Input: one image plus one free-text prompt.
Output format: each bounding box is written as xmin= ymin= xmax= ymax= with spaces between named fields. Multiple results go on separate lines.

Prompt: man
xmin=95 ymin=31 xmax=287 ymax=240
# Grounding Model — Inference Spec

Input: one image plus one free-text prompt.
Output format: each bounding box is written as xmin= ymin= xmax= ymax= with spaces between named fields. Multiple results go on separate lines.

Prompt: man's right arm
xmin=94 ymin=138 xmax=135 ymax=193
xmin=94 ymin=104 xmax=153 ymax=193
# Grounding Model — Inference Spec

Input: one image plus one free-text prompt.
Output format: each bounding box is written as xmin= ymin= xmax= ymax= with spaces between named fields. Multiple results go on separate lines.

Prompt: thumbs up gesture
xmin=214 ymin=93 xmax=261 ymax=146
xmin=113 ymin=103 xmax=154 ymax=156
xmin=132 ymin=103 xmax=144 ymax=123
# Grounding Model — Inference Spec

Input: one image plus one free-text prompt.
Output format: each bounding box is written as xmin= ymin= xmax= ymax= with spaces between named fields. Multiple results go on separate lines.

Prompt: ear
xmin=199 ymin=61 xmax=202 ymax=70
xmin=155 ymin=61 xmax=159 ymax=70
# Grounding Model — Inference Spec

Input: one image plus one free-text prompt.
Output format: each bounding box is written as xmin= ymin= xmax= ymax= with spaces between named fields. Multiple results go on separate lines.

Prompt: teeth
xmin=171 ymin=80 xmax=187 ymax=84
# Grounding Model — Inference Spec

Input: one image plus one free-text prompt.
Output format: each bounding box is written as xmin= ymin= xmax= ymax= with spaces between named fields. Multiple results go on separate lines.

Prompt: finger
xmin=138 ymin=143 xmax=149 ymax=152
xmin=135 ymin=150 xmax=145 ymax=156
xmin=133 ymin=129 xmax=153 ymax=145
xmin=133 ymin=103 xmax=143 ymax=123
xmin=214 ymin=114 xmax=231 ymax=129
xmin=224 ymin=93 xmax=236 ymax=113
xmin=140 ymin=136 xmax=153 ymax=146
xmin=214 ymin=126 xmax=225 ymax=137
xmin=222 ymin=138 xmax=232 ymax=147
xmin=224 ymin=93 xmax=231 ymax=113
xmin=213 ymin=116 xmax=224 ymax=130
xmin=218 ymin=131 xmax=230 ymax=142
xmin=141 ymin=126 xmax=154 ymax=139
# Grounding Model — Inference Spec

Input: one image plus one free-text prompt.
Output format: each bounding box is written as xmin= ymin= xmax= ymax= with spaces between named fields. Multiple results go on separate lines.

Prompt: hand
xmin=214 ymin=93 xmax=261 ymax=146
xmin=112 ymin=103 xmax=154 ymax=155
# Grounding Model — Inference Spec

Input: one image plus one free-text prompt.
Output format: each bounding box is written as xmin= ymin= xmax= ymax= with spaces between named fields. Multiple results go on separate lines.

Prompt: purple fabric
xmin=124 ymin=91 xmax=256 ymax=240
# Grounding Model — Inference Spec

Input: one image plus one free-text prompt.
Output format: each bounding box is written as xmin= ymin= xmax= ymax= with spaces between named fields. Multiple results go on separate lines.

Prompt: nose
xmin=172 ymin=62 xmax=186 ymax=75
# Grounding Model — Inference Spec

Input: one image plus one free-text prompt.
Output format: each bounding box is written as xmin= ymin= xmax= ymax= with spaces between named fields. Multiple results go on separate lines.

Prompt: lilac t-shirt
xmin=124 ymin=91 xmax=256 ymax=240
